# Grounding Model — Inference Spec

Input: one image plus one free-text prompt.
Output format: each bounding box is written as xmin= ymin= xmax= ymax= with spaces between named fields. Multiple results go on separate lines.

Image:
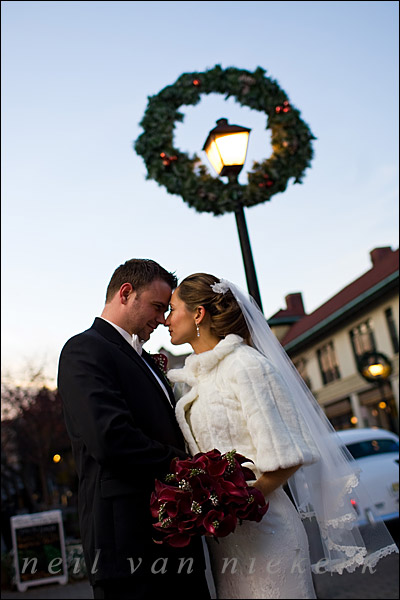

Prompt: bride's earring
xmin=195 ymin=323 xmax=200 ymax=338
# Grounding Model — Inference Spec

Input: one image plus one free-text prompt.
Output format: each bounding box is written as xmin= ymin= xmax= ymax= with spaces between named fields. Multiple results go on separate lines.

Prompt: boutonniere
xmin=151 ymin=353 xmax=169 ymax=378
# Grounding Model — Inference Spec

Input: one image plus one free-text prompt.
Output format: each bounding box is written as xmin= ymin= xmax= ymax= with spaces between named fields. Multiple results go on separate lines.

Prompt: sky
xmin=1 ymin=1 xmax=399 ymax=388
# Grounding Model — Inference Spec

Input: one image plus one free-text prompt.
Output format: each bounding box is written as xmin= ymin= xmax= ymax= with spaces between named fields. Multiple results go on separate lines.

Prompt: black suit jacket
xmin=57 ymin=318 xmax=205 ymax=583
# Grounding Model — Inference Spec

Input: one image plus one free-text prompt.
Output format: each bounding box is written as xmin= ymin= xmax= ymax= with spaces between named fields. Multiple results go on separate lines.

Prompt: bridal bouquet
xmin=150 ymin=449 xmax=269 ymax=547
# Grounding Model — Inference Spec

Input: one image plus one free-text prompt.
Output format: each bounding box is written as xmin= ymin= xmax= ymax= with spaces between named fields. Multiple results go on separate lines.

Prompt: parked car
xmin=335 ymin=427 xmax=399 ymax=526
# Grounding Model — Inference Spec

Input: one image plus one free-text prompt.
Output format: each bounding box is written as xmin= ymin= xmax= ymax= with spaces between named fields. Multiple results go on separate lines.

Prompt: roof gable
xmin=280 ymin=248 xmax=399 ymax=349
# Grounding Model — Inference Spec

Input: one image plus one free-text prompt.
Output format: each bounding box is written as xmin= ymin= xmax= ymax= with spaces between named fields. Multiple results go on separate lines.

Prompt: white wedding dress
xmin=168 ymin=335 xmax=319 ymax=599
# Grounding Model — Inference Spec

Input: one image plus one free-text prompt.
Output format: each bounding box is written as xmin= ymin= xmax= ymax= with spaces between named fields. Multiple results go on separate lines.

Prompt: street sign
xmin=10 ymin=509 xmax=68 ymax=592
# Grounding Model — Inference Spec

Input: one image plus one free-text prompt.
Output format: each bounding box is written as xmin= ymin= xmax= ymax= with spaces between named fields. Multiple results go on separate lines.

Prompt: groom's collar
xmin=98 ymin=317 xmax=143 ymax=355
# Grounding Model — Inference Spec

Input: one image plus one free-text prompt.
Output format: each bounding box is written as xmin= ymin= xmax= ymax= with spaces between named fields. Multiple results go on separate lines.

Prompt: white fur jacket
xmin=168 ymin=334 xmax=319 ymax=477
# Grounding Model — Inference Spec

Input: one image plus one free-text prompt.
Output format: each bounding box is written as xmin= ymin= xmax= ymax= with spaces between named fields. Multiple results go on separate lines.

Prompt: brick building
xmin=269 ymin=247 xmax=399 ymax=431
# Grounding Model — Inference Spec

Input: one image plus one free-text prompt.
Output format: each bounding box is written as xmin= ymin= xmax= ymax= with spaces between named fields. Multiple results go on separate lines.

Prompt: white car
xmin=335 ymin=428 xmax=399 ymax=526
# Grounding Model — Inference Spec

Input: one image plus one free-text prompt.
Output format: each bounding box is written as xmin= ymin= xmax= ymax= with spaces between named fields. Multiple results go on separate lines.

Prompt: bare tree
xmin=2 ymin=380 xmax=73 ymax=510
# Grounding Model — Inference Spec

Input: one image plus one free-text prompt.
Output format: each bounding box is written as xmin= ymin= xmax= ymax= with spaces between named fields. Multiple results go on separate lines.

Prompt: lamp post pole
xmin=203 ymin=119 xmax=263 ymax=313
xmin=235 ymin=206 xmax=263 ymax=313
xmin=229 ymin=174 xmax=263 ymax=313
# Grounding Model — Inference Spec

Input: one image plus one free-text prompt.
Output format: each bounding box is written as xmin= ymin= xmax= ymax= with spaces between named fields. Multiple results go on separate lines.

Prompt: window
xmin=385 ymin=307 xmax=399 ymax=354
xmin=345 ymin=438 xmax=399 ymax=460
xmin=294 ymin=357 xmax=312 ymax=390
xmin=317 ymin=341 xmax=341 ymax=385
xmin=350 ymin=319 xmax=376 ymax=362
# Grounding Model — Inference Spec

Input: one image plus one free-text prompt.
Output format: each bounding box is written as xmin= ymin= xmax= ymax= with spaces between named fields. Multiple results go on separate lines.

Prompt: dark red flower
xmin=236 ymin=488 xmax=269 ymax=521
xmin=151 ymin=353 xmax=168 ymax=375
xmin=150 ymin=449 xmax=269 ymax=547
xmin=207 ymin=457 xmax=229 ymax=477
xmin=203 ymin=510 xmax=237 ymax=537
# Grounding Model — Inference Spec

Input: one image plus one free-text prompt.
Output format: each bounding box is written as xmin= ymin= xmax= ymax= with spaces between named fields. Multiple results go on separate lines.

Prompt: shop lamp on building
xmin=357 ymin=351 xmax=397 ymax=430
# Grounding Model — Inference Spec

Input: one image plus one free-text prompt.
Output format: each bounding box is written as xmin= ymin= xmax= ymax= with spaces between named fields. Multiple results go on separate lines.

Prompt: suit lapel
xmin=91 ymin=318 xmax=176 ymax=411
xmin=142 ymin=351 xmax=176 ymax=408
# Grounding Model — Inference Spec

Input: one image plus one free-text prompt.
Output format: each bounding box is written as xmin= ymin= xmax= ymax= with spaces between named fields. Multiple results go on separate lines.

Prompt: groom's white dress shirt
xmin=99 ymin=318 xmax=172 ymax=406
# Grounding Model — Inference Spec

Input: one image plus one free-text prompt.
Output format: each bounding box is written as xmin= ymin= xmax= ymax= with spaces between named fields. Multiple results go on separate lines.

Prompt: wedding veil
xmin=216 ymin=278 xmax=398 ymax=574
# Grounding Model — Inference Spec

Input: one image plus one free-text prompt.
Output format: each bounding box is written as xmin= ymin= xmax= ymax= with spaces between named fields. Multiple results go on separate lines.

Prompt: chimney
xmin=370 ymin=247 xmax=393 ymax=267
xmin=285 ymin=293 xmax=306 ymax=316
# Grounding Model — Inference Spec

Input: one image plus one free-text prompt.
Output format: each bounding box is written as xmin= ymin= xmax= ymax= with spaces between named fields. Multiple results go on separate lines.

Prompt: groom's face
xmin=128 ymin=279 xmax=171 ymax=341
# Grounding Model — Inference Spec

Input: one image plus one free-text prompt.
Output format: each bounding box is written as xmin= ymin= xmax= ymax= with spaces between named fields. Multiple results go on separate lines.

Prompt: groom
xmin=57 ymin=259 xmax=210 ymax=600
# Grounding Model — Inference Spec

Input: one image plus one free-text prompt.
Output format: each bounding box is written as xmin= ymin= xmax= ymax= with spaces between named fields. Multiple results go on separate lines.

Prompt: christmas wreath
xmin=134 ymin=65 xmax=315 ymax=216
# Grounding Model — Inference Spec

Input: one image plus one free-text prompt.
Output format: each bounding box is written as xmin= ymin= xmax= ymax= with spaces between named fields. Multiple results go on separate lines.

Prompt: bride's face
xmin=165 ymin=289 xmax=197 ymax=346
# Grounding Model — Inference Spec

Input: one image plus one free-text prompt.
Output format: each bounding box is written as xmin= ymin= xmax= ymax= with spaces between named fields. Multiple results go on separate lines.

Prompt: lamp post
xmin=203 ymin=118 xmax=263 ymax=312
xmin=358 ymin=351 xmax=393 ymax=386
xmin=357 ymin=351 xmax=395 ymax=430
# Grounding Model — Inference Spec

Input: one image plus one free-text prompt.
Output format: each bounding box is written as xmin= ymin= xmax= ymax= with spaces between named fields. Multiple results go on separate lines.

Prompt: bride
xmin=165 ymin=273 xmax=398 ymax=599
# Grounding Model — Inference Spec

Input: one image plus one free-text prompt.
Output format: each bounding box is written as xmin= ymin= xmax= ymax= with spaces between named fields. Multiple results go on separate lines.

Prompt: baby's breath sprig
xmin=224 ymin=449 xmax=237 ymax=474
xmin=210 ymin=492 xmax=219 ymax=506
xmin=158 ymin=502 xmax=167 ymax=521
xmin=160 ymin=517 xmax=173 ymax=529
xmin=191 ymin=501 xmax=202 ymax=514
xmin=178 ymin=479 xmax=192 ymax=492
xmin=189 ymin=468 xmax=206 ymax=477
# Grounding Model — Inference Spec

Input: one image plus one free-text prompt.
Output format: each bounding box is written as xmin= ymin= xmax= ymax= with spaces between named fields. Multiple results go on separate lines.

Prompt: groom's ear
xmin=120 ymin=283 xmax=135 ymax=304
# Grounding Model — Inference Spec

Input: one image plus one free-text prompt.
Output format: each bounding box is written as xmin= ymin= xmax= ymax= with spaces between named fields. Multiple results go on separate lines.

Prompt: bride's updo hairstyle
xmin=177 ymin=273 xmax=251 ymax=343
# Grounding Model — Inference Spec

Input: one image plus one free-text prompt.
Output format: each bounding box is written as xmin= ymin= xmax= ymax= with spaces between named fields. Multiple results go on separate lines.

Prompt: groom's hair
xmin=105 ymin=259 xmax=177 ymax=303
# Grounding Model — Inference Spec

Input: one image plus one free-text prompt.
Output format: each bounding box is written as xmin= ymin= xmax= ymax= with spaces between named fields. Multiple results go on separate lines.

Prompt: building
xmin=157 ymin=347 xmax=189 ymax=369
xmin=269 ymin=247 xmax=399 ymax=432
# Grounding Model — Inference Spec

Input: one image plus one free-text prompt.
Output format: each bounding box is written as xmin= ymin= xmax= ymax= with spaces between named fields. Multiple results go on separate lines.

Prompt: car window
xmin=345 ymin=438 xmax=399 ymax=459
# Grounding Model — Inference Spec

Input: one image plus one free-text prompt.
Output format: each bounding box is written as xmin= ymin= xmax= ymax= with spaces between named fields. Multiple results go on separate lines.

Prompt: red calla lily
xmin=150 ymin=449 xmax=269 ymax=547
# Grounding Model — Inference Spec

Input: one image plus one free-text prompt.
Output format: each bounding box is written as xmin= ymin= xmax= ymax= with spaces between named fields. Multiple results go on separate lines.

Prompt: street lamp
xmin=357 ymin=351 xmax=395 ymax=430
xmin=203 ymin=118 xmax=263 ymax=312
xmin=358 ymin=351 xmax=393 ymax=384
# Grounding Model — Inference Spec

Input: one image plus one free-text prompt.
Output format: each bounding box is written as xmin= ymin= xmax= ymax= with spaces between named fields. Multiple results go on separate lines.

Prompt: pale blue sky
xmin=2 ymin=1 xmax=399 ymax=386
